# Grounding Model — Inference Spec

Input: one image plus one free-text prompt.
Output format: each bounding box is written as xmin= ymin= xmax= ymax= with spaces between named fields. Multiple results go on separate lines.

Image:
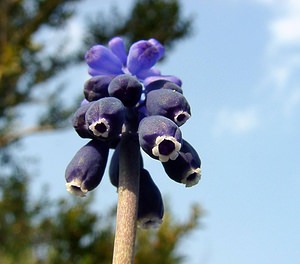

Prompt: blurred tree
xmin=0 ymin=172 xmax=203 ymax=263
xmin=0 ymin=0 xmax=196 ymax=263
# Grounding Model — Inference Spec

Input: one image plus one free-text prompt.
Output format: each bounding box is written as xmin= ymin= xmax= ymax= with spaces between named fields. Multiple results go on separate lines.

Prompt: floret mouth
xmin=137 ymin=216 xmax=163 ymax=229
xmin=66 ymin=180 xmax=88 ymax=197
xmin=88 ymin=118 xmax=110 ymax=138
xmin=152 ymin=136 xmax=181 ymax=162
xmin=158 ymin=139 xmax=175 ymax=155
xmin=182 ymin=167 xmax=201 ymax=187
xmin=174 ymin=110 xmax=191 ymax=126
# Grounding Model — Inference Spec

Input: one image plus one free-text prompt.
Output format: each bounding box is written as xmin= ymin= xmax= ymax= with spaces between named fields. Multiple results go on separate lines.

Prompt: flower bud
xmin=162 ymin=140 xmax=201 ymax=187
xmin=85 ymin=45 xmax=123 ymax=75
xmin=84 ymin=75 xmax=114 ymax=101
xmin=85 ymin=97 xmax=125 ymax=140
xmin=146 ymin=89 xmax=191 ymax=126
xmin=108 ymin=37 xmax=127 ymax=65
xmin=65 ymin=140 xmax=109 ymax=196
xmin=127 ymin=39 xmax=164 ymax=75
xmin=108 ymin=74 xmax=143 ymax=107
xmin=138 ymin=169 xmax=164 ymax=229
xmin=138 ymin=115 xmax=182 ymax=162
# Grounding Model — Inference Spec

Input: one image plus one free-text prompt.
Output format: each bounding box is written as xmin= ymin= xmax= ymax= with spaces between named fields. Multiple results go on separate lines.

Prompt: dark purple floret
xmin=72 ymin=101 xmax=94 ymax=138
xmin=65 ymin=139 xmax=109 ymax=196
xmin=145 ymin=79 xmax=183 ymax=94
xmin=143 ymin=75 xmax=182 ymax=88
xmin=84 ymin=75 xmax=114 ymax=101
xmin=108 ymin=74 xmax=143 ymax=107
xmin=146 ymin=89 xmax=191 ymax=126
xmin=138 ymin=115 xmax=182 ymax=162
xmin=85 ymin=97 xmax=125 ymax=140
xmin=162 ymin=139 xmax=201 ymax=187
xmin=138 ymin=168 xmax=164 ymax=229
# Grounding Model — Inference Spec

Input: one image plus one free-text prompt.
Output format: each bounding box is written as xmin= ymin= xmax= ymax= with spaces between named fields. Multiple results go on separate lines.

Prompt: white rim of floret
xmin=174 ymin=110 xmax=191 ymax=126
xmin=137 ymin=215 xmax=163 ymax=229
xmin=88 ymin=118 xmax=110 ymax=138
xmin=152 ymin=135 xmax=181 ymax=162
xmin=66 ymin=179 xmax=88 ymax=197
xmin=182 ymin=167 xmax=201 ymax=188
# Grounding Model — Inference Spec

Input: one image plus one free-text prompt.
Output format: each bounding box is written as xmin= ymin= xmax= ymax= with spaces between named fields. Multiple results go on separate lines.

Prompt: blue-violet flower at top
xmin=85 ymin=37 xmax=181 ymax=84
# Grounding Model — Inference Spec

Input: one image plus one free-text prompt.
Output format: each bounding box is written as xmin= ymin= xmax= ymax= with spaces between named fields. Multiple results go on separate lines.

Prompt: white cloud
xmin=213 ymin=107 xmax=260 ymax=136
xmin=256 ymin=0 xmax=300 ymax=116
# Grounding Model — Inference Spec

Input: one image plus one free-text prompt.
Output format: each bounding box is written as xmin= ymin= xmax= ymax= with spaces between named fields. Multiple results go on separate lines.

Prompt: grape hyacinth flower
xmin=65 ymin=37 xmax=202 ymax=240
xmin=65 ymin=139 xmax=109 ymax=197
xmin=162 ymin=140 xmax=201 ymax=187
xmin=138 ymin=115 xmax=182 ymax=162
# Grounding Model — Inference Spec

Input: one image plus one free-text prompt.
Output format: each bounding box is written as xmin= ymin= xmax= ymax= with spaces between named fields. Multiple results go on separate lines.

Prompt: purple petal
xmin=127 ymin=40 xmax=161 ymax=75
xmin=109 ymin=37 xmax=127 ymax=66
xmin=85 ymin=45 xmax=123 ymax=74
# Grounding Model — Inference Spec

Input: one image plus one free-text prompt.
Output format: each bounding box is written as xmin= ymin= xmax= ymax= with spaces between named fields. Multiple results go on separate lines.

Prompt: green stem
xmin=112 ymin=132 xmax=140 ymax=264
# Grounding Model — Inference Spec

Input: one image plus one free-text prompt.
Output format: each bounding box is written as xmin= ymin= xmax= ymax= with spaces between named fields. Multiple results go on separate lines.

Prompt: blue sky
xmin=23 ymin=1 xmax=300 ymax=263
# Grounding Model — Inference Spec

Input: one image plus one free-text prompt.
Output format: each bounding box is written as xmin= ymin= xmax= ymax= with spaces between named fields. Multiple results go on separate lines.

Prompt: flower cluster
xmin=65 ymin=37 xmax=201 ymax=228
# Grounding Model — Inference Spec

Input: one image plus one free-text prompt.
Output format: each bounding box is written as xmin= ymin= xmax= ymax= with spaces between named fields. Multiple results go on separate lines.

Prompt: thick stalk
xmin=112 ymin=132 xmax=140 ymax=264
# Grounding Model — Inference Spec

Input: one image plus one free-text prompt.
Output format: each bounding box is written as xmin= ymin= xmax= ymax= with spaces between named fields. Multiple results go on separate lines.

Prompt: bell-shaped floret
xmin=65 ymin=140 xmax=109 ymax=196
xmin=162 ymin=139 xmax=201 ymax=187
xmin=138 ymin=169 xmax=164 ymax=229
xmin=108 ymin=74 xmax=143 ymax=107
xmin=72 ymin=101 xmax=94 ymax=138
xmin=145 ymin=79 xmax=183 ymax=94
xmin=109 ymin=142 xmax=144 ymax=188
xmin=138 ymin=115 xmax=182 ymax=162
xmin=84 ymin=75 xmax=114 ymax=101
xmin=146 ymin=89 xmax=191 ymax=126
xmin=85 ymin=97 xmax=125 ymax=140
xmin=127 ymin=39 xmax=164 ymax=76
xmin=85 ymin=45 xmax=123 ymax=75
